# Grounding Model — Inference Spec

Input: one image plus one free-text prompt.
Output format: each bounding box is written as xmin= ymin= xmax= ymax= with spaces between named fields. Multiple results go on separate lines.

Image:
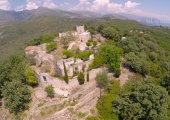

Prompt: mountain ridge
xmin=0 ymin=7 xmax=169 ymax=27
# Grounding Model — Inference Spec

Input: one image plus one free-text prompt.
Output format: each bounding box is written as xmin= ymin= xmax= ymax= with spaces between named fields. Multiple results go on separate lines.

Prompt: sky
xmin=0 ymin=0 xmax=170 ymax=21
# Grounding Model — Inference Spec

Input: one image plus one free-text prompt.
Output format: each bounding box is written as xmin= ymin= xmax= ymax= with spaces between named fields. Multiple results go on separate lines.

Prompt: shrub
xmin=46 ymin=42 xmax=57 ymax=53
xmin=27 ymin=34 xmax=56 ymax=45
xmin=93 ymin=41 xmax=97 ymax=47
xmin=63 ymin=50 xmax=73 ymax=58
xmin=24 ymin=66 xmax=38 ymax=86
xmin=45 ymin=84 xmax=55 ymax=98
xmin=78 ymin=72 xmax=85 ymax=85
xmin=86 ymin=42 xmax=92 ymax=47
xmin=75 ymin=50 xmax=93 ymax=61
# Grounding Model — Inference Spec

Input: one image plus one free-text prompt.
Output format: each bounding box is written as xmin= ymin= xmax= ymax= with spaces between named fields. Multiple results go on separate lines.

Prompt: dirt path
xmin=118 ymin=67 xmax=134 ymax=86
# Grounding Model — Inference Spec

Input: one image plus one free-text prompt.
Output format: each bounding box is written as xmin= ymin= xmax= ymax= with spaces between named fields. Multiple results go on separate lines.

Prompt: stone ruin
xmin=59 ymin=25 xmax=91 ymax=51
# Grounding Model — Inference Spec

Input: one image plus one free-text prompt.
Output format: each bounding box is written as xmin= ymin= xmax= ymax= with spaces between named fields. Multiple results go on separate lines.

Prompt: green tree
xmin=78 ymin=72 xmax=85 ymax=85
xmin=24 ymin=67 xmax=38 ymax=86
xmin=45 ymin=84 xmax=55 ymax=98
xmin=98 ymin=42 xmax=122 ymax=77
xmin=101 ymin=27 xmax=121 ymax=42
xmin=113 ymin=84 xmax=169 ymax=120
xmin=96 ymin=71 xmax=109 ymax=98
xmin=87 ymin=72 xmax=89 ymax=82
xmin=161 ymin=74 xmax=170 ymax=95
xmin=0 ymin=56 xmax=26 ymax=96
xmin=1 ymin=80 xmax=30 ymax=114
xmin=63 ymin=62 xmax=69 ymax=84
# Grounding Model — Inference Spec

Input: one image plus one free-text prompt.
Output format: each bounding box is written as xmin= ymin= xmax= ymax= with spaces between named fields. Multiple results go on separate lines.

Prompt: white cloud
xmin=71 ymin=0 xmax=140 ymax=14
xmin=125 ymin=1 xmax=141 ymax=9
xmin=0 ymin=0 xmax=10 ymax=10
xmin=26 ymin=0 xmax=40 ymax=10
xmin=15 ymin=5 xmax=25 ymax=11
xmin=43 ymin=0 xmax=57 ymax=9
xmin=71 ymin=0 xmax=91 ymax=11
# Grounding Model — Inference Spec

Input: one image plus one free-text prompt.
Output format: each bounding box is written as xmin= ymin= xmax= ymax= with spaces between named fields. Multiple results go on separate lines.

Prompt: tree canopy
xmin=1 ymin=80 xmax=31 ymax=114
xmin=113 ymin=84 xmax=169 ymax=120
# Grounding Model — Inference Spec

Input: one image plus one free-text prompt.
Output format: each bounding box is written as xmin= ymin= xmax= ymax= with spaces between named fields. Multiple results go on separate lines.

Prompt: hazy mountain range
xmin=0 ymin=7 xmax=170 ymax=27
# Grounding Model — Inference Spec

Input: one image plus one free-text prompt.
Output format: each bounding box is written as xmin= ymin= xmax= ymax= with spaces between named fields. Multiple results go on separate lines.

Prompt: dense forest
xmin=0 ymin=18 xmax=170 ymax=119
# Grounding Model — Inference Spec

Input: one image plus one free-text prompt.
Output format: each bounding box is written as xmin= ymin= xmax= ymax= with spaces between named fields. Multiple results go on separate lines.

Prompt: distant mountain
xmin=0 ymin=9 xmax=32 ymax=23
xmin=1 ymin=7 xmax=169 ymax=27
xmin=101 ymin=14 xmax=127 ymax=20
xmin=0 ymin=8 xmax=129 ymax=24
xmin=0 ymin=8 xmax=101 ymax=24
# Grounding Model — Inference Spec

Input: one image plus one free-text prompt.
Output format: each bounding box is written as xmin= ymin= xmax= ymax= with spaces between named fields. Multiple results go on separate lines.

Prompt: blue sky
xmin=0 ymin=0 xmax=170 ymax=21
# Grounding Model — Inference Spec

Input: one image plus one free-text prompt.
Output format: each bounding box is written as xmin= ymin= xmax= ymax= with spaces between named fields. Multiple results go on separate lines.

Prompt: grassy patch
xmin=40 ymin=103 xmax=65 ymax=117
xmin=97 ymin=80 xmax=120 ymax=120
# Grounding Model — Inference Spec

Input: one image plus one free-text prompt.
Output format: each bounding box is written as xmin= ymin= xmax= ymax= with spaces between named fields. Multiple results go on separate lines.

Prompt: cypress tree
xmin=63 ymin=62 xmax=69 ymax=84
xmin=87 ymin=72 xmax=89 ymax=82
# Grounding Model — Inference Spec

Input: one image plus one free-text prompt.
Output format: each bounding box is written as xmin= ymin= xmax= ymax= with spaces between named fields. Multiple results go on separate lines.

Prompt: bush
xmin=63 ymin=50 xmax=73 ymax=58
xmin=24 ymin=67 xmax=38 ymax=86
xmin=46 ymin=42 xmax=57 ymax=53
xmin=45 ymin=84 xmax=55 ymax=98
xmin=27 ymin=34 xmax=56 ymax=45
xmin=78 ymin=72 xmax=85 ymax=85
xmin=75 ymin=50 xmax=93 ymax=61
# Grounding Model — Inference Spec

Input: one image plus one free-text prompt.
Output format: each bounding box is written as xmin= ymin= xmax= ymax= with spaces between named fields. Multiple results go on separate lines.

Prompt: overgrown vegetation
xmin=75 ymin=50 xmax=93 ymax=61
xmin=27 ymin=33 xmax=56 ymax=46
xmin=46 ymin=42 xmax=57 ymax=53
